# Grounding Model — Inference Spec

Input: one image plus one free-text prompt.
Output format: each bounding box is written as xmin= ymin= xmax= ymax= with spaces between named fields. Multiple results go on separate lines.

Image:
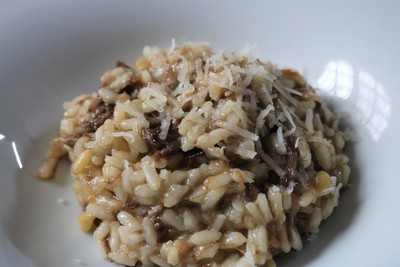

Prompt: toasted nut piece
xmin=77 ymin=212 xmax=95 ymax=232
xmin=313 ymin=171 xmax=332 ymax=191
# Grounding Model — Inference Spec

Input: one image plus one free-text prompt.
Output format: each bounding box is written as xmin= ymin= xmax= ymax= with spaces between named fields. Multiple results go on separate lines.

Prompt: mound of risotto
xmin=39 ymin=42 xmax=352 ymax=266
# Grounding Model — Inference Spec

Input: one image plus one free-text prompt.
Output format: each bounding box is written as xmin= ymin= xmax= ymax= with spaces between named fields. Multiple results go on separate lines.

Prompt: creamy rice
xmin=39 ymin=42 xmax=352 ymax=266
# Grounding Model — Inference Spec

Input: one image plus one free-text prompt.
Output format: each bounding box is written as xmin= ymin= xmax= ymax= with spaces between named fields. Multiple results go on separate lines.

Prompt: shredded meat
xmin=145 ymin=111 xmax=161 ymax=125
xmin=153 ymin=214 xmax=180 ymax=243
xmin=158 ymin=142 xmax=181 ymax=157
xmin=115 ymin=60 xmax=131 ymax=69
xmin=142 ymin=127 xmax=180 ymax=153
xmin=63 ymin=135 xmax=80 ymax=148
xmin=280 ymin=137 xmax=309 ymax=187
xmin=142 ymin=116 xmax=182 ymax=160
xmin=182 ymin=148 xmax=208 ymax=168
xmin=142 ymin=115 xmax=211 ymax=169
xmin=83 ymin=102 xmax=115 ymax=133
xmin=220 ymin=135 xmax=250 ymax=167
xmin=243 ymin=183 xmax=260 ymax=202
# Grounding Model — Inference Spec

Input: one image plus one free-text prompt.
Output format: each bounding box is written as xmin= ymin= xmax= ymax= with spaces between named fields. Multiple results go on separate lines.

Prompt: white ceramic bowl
xmin=1 ymin=1 xmax=399 ymax=266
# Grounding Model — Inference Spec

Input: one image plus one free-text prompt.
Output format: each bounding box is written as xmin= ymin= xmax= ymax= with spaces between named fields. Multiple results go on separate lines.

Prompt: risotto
xmin=39 ymin=42 xmax=352 ymax=266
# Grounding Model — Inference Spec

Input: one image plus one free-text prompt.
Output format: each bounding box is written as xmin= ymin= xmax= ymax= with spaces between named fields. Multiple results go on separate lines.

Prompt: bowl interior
xmin=0 ymin=1 xmax=399 ymax=266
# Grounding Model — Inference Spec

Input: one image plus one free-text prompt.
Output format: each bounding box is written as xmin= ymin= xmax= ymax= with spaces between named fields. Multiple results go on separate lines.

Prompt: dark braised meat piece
xmin=63 ymin=135 xmax=80 ymax=148
xmin=142 ymin=123 xmax=181 ymax=156
xmin=182 ymin=148 xmax=208 ymax=168
xmin=83 ymin=102 xmax=115 ymax=133
xmin=280 ymin=137 xmax=309 ymax=188
xmin=220 ymin=135 xmax=249 ymax=167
